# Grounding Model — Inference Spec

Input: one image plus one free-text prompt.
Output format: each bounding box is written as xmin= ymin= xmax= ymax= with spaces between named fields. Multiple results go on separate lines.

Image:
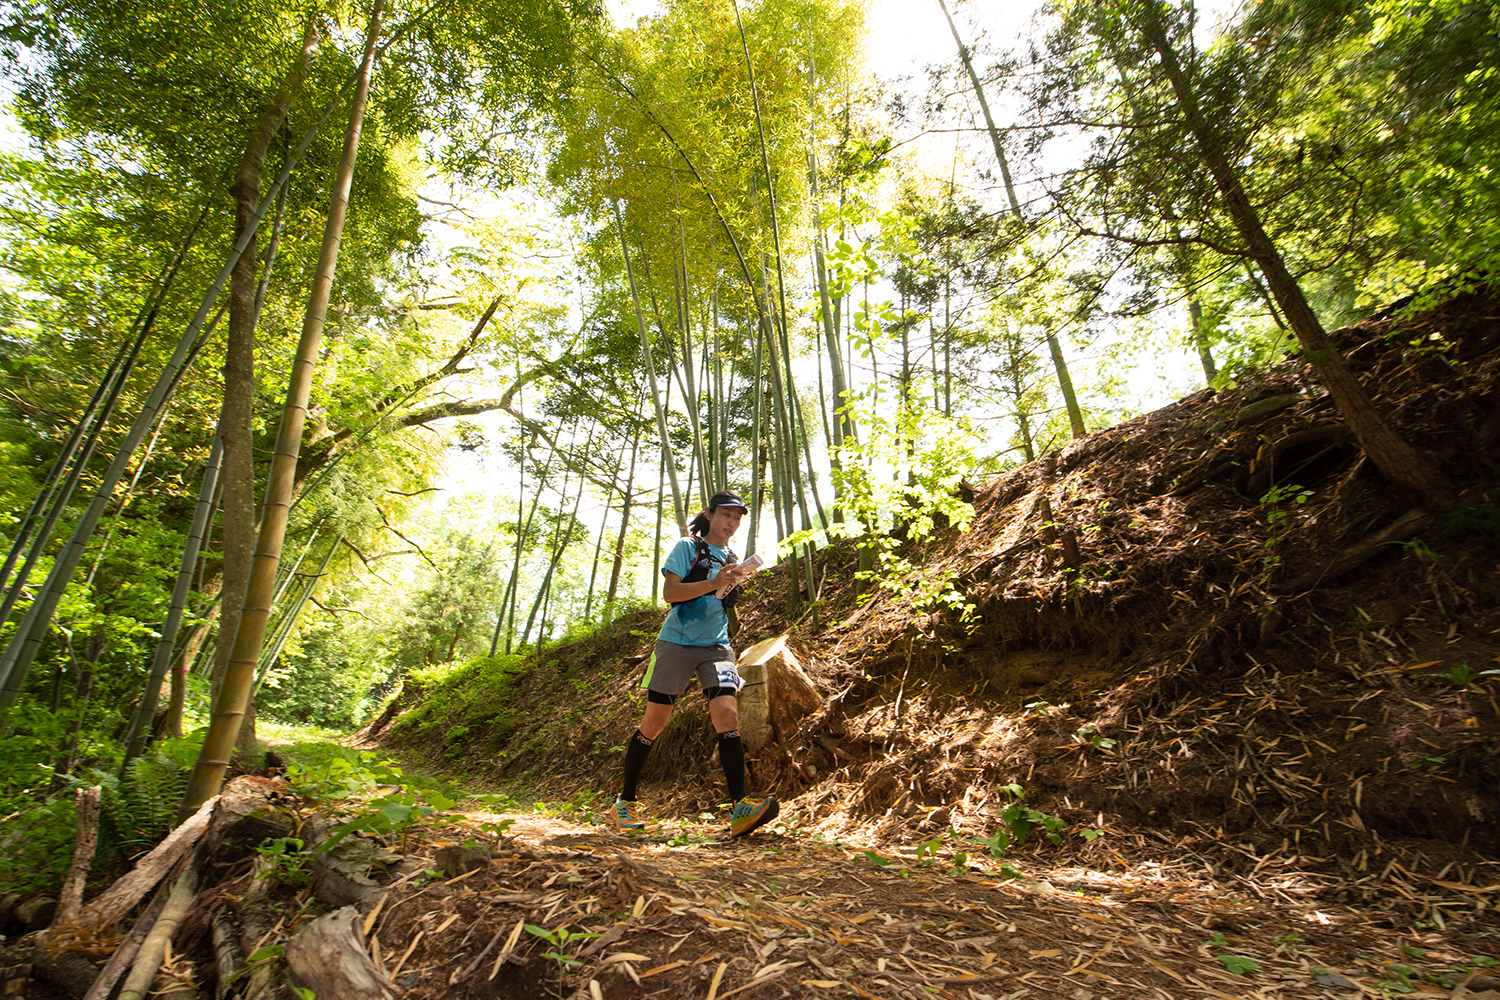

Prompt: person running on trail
xmin=608 ymin=491 xmax=779 ymax=838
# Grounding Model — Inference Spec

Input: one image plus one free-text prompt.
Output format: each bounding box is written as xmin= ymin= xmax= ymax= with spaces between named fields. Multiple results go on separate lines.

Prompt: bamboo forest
xmin=1 ymin=0 xmax=1498 ymax=998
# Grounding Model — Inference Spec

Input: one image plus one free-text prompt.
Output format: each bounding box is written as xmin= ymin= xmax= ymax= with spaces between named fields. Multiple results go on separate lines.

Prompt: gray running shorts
xmin=644 ymin=640 xmax=743 ymax=698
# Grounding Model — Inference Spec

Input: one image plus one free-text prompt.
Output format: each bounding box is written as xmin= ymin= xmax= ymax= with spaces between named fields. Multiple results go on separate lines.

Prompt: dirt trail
xmin=360 ymin=803 xmax=1500 ymax=1000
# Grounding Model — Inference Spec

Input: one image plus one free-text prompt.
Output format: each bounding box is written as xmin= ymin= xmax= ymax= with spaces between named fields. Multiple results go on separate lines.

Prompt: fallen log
xmin=78 ymin=796 xmax=217 ymax=934
xmin=203 ymin=777 xmax=297 ymax=869
xmin=1 ymin=892 xmax=57 ymax=931
xmin=283 ymin=907 xmax=398 ymax=1000
xmin=76 ymin=873 xmax=175 ymax=1000
xmin=118 ymin=850 xmax=203 ymax=1000
xmin=28 ymin=951 xmax=98 ymax=999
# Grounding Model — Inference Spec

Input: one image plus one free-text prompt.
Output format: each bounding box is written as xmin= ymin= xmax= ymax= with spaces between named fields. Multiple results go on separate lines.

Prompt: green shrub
xmin=101 ymin=733 xmax=202 ymax=850
xmin=392 ymin=655 xmax=530 ymax=750
xmin=0 ymin=795 xmax=76 ymax=893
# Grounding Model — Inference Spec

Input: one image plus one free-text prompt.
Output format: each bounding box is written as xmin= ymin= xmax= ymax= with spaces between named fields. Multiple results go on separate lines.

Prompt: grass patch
xmin=391 ymin=655 xmax=532 ymax=752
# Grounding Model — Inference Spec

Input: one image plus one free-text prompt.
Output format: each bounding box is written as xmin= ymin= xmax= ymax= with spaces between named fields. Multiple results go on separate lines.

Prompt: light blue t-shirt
xmin=659 ymin=535 xmax=733 ymax=646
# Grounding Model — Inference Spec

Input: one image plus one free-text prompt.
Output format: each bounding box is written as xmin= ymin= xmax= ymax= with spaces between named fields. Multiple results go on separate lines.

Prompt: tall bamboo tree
xmin=180 ymin=0 xmax=384 ymax=817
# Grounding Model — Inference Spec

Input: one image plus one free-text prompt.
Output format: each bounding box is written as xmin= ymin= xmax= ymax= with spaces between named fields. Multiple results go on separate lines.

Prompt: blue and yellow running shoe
xmin=607 ymin=798 xmax=646 ymax=831
xmin=729 ymin=795 xmax=779 ymax=837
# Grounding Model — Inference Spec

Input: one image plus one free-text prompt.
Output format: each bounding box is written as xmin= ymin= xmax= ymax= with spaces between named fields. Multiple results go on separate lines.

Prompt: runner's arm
xmin=662 ymin=566 xmax=748 ymax=603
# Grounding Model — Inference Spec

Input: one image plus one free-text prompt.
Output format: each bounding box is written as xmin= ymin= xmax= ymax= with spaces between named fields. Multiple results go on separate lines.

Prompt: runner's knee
xmin=707 ymin=693 xmax=739 ymax=731
xmin=640 ymin=700 xmax=673 ymax=739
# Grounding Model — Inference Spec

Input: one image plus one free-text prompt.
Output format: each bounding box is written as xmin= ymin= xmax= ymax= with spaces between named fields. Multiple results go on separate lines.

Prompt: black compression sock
xmin=718 ymin=730 xmax=746 ymax=801
xmin=621 ymin=729 xmax=654 ymax=801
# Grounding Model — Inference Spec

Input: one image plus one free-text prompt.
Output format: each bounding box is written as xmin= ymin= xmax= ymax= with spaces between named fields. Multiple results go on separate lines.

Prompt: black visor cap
xmin=710 ymin=491 xmax=748 ymax=511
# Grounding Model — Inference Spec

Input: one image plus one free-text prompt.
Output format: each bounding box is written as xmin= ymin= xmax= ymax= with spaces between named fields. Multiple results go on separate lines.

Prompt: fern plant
xmin=95 ymin=734 xmax=200 ymax=851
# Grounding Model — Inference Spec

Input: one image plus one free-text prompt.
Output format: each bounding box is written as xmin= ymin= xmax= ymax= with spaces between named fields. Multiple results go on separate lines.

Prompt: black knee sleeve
xmin=702 ymin=686 xmax=737 ymax=701
xmin=647 ymin=689 xmax=677 ymax=705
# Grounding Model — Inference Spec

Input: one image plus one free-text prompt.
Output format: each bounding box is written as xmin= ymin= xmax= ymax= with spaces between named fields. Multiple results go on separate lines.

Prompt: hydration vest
xmin=671 ymin=536 xmax=743 ymax=611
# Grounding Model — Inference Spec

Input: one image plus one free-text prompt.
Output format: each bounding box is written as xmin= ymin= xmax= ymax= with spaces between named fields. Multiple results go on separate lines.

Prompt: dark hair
xmin=689 ymin=507 xmax=713 ymax=537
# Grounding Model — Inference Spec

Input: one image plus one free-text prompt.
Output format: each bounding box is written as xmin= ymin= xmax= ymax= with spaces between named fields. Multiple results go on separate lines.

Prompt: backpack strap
xmin=669 ymin=537 xmax=735 ymax=605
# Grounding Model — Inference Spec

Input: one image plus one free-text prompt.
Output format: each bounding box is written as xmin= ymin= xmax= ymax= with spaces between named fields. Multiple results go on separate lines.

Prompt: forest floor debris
xmin=207 ymin=799 xmax=1500 ymax=1000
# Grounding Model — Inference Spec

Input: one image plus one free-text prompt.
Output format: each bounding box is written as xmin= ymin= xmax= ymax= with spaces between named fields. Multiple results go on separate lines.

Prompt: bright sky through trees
xmin=429 ymin=0 xmax=1208 ymax=560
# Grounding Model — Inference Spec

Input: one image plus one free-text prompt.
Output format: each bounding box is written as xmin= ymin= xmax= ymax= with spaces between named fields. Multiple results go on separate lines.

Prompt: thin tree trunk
xmin=712 ymin=292 xmax=733 ymax=490
xmin=937 ymin=0 xmax=1022 ymax=215
xmin=652 ymin=460 xmax=665 ymax=606
xmin=939 ymin=0 xmax=1085 ymax=439
xmin=253 ymin=540 xmax=335 ymax=698
xmin=607 ymin=419 xmax=643 ymax=607
xmin=808 ymin=73 xmax=855 ymax=489
xmin=121 ymin=434 xmax=223 ymax=770
xmin=179 ymin=0 xmax=382 ymax=818
xmin=163 ymin=602 xmax=214 ymax=741
xmin=1136 ymin=6 xmax=1451 ymax=511
xmin=614 ymin=201 xmax=686 ymax=530
xmin=735 ymin=10 xmax=826 ymax=533
xmin=522 ymin=425 xmax=595 ymax=646
xmin=671 ymin=176 xmax=712 ymax=500
xmin=1045 ymin=326 xmax=1086 ymax=438
xmin=499 ymin=420 xmax=568 ymax=654
xmin=583 ymin=497 xmax=610 ymax=621
xmin=1188 ymin=296 xmax=1218 ymax=382
xmin=746 ymin=316 xmax=766 ymax=560
xmin=214 ymin=16 xmax=320 ymax=752
xmin=492 ymin=384 xmax=525 ymax=658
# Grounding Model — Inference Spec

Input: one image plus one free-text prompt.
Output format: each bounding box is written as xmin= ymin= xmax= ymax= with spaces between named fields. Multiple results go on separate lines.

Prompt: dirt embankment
xmin=383 ymin=281 xmax=1500 ymax=865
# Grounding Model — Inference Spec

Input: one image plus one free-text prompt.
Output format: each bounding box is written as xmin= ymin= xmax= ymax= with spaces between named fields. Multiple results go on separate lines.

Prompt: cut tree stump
xmin=736 ymin=636 xmax=821 ymax=752
xmin=284 ymin=907 xmax=398 ymax=1000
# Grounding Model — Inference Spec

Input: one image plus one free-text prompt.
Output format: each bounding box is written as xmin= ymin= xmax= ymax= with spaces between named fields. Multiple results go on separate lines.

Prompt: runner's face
xmin=707 ymin=505 xmax=743 ymax=545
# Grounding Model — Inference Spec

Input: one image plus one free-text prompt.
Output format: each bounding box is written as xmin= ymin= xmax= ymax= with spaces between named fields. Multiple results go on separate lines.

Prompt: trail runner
xmin=607 ymin=491 xmax=778 ymax=838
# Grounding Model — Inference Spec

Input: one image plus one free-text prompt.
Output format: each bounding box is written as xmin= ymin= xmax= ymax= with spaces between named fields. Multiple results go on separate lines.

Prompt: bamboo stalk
xmin=614 ymin=199 xmax=686 ymax=531
xmin=121 ymin=434 xmax=224 ymax=769
xmin=117 ymin=851 xmax=202 ymax=1000
xmin=178 ymin=0 xmax=384 ymax=818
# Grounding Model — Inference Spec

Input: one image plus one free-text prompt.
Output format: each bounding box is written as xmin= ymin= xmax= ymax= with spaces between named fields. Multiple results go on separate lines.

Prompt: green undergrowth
xmin=389 ymin=654 xmax=532 ymax=755
xmin=380 ymin=607 xmax=662 ymax=769
xmin=0 ymin=731 xmax=206 ymax=894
